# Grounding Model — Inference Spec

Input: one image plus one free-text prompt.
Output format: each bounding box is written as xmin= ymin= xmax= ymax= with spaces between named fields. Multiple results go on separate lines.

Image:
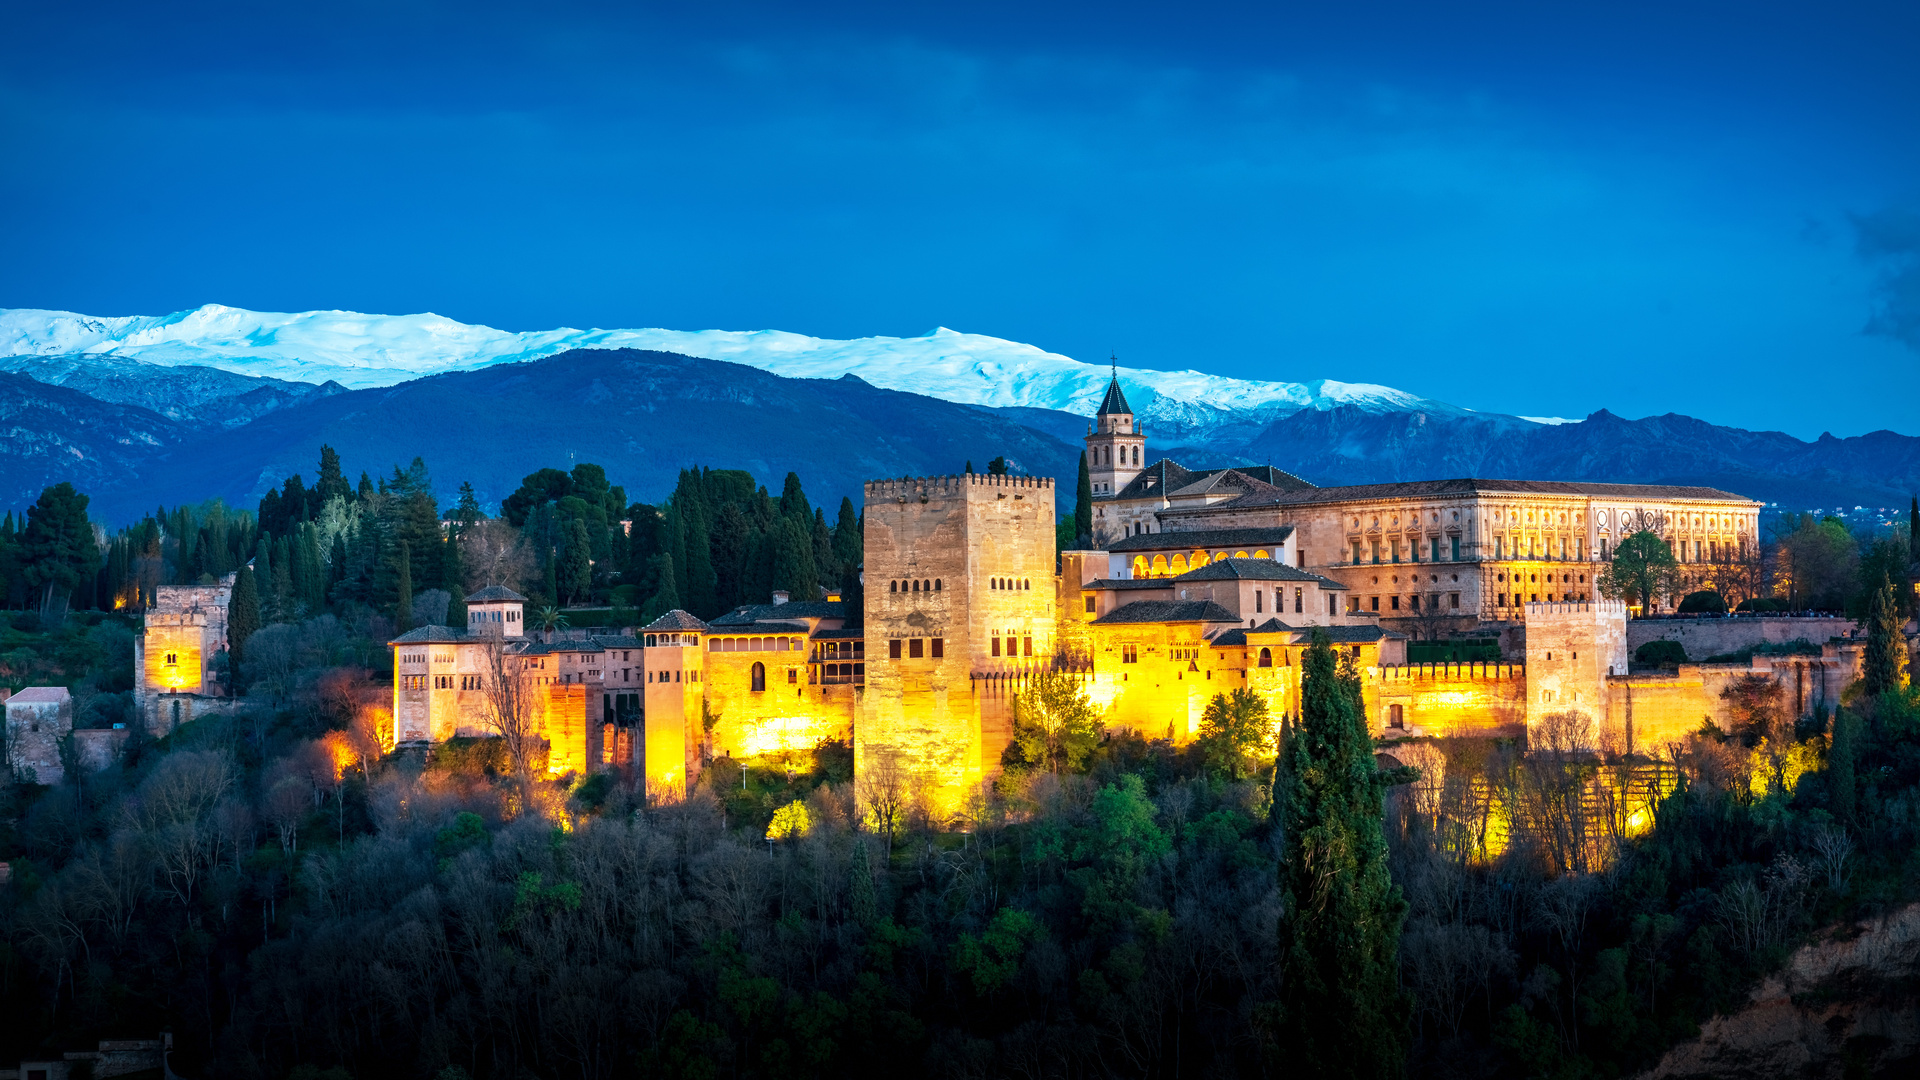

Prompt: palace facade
xmin=358 ymin=374 xmax=1857 ymax=814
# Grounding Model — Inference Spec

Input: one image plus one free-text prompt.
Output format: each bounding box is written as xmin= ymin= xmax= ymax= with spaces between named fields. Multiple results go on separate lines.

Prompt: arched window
xmin=911 ymin=580 xmax=919 ymax=592
xmin=1132 ymin=556 xmax=1148 ymax=578
xmin=751 ymin=662 xmax=766 ymax=692
xmin=889 ymin=580 xmax=897 ymax=592
xmin=645 ymin=634 xmax=657 ymax=646
xmin=923 ymin=580 xmax=931 ymax=591
xmin=1258 ymin=647 xmax=1272 ymax=668
xmin=934 ymin=579 xmax=941 ymax=591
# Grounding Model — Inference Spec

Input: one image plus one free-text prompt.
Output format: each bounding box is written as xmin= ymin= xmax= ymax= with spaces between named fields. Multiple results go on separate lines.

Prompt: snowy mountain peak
xmin=0 ymin=304 xmax=1499 ymax=442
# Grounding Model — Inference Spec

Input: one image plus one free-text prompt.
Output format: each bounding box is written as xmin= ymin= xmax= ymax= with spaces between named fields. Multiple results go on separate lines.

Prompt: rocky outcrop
xmin=1640 ymin=904 xmax=1920 ymax=1080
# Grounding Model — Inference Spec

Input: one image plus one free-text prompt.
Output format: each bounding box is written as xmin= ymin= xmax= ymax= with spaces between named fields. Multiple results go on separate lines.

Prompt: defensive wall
xmin=1625 ymin=615 xmax=1860 ymax=660
xmin=1373 ymin=662 xmax=1529 ymax=739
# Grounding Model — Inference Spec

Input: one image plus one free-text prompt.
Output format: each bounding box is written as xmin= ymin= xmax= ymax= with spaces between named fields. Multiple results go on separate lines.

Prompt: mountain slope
xmin=0 ymin=373 xmax=189 ymax=508
xmin=0 ymin=303 xmax=1472 ymax=446
xmin=75 ymin=349 xmax=1086 ymax=523
xmin=0 ymin=354 xmax=346 ymax=428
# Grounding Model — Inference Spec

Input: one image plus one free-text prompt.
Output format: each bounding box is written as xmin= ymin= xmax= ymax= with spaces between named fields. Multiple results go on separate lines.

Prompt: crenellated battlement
xmin=1378 ymin=661 xmax=1525 ymax=683
xmin=865 ymin=474 xmax=1056 ymax=502
xmin=1524 ymin=600 xmax=1628 ymax=619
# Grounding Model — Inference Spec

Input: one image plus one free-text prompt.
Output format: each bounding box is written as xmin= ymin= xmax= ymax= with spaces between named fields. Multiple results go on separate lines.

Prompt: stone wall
xmin=701 ymin=636 xmax=854 ymax=761
xmin=1373 ymin=663 xmax=1528 ymax=739
xmin=1625 ymin=615 xmax=1859 ymax=661
xmin=4 ymin=689 xmax=72 ymax=785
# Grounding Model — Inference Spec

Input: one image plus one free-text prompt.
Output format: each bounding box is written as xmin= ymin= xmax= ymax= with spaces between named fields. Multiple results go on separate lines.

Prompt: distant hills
xmin=0 ymin=303 xmax=1914 ymax=523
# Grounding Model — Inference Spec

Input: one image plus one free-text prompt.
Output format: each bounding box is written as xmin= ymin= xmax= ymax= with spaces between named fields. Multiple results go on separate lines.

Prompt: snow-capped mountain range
xmin=0 ymin=304 xmax=1537 ymax=444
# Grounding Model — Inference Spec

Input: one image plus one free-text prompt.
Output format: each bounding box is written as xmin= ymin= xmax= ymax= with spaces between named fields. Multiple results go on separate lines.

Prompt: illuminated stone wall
xmin=702 ymin=633 xmax=854 ymax=760
xmin=543 ymin=683 xmax=589 ymax=776
xmin=859 ymin=473 xmax=1056 ymax=811
xmin=1373 ymin=663 xmax=1528 ymax=739
xmin=1085 ymin=620 xmax=1227 ymax=743
xmin=1523 ymin=601 xmax=1630 ymax=747
xmin=136 ymin=580 xmax=234 ymax=733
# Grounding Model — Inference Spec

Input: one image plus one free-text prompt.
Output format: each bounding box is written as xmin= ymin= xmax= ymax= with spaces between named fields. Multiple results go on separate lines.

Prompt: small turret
xmin=465 ymin=585 xmax=527 ymax=637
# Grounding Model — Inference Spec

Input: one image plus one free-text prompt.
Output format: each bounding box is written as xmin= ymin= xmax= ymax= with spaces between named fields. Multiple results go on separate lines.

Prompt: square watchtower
xmin=859 ymin=472 xmax=1057 ymax=812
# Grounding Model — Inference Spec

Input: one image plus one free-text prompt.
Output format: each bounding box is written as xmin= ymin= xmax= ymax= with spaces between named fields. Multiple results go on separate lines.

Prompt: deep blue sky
xmin=2 ymin=1 xmax=1916 ymax=439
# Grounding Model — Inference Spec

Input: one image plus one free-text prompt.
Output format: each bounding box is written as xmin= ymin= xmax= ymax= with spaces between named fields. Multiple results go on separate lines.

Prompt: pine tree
xmin=1271 ymin=633 xmax=1409 ymax=1078
xmin=228 ymin=564 xmax=261 ymax=686
xmin=683 ymin=500 xmax=718 ymax=616
xmin=779 ymin=472 xmax=811 ymax=524
xmin=394 ymin=540 xmax=414 ymax=632
xmin=561 ymin=518 xmax=593 ymax=605
xmin=316 ymin=444 xmax=352 ymax=504
xmin=454 ymin=481 xmax=485 ymax=525
xmin=1861 ymin=573 xmax=1909 ymax=697
xmin=299 ymin=524 xmax=327 ymax=611
xmin=21 ymin=483 xmax=102 ymax=617
xmin=357 ymin=471 xmax=375 ymax=500
xmin=1075 ymin=451 xmax=1094 ymax=544
xmin=988 ymin=456 xmax=1009 ymax=475
xmin=272 ymin=535 xmax=294 ymax=614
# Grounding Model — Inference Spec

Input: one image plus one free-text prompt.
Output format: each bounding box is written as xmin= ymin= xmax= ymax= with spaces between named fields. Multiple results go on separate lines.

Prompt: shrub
xmin=1736 ymin=597 xmax=1785 ymax=612
xmin=1635 ymin=640 xmax=1688 ymax=667
xmin=1678 ymin=590 xmax=1727 ymax=614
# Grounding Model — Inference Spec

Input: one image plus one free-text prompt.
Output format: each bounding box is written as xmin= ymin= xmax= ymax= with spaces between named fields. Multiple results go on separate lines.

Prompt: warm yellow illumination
xmin=767 ymin=801 xmax=811 ymax=840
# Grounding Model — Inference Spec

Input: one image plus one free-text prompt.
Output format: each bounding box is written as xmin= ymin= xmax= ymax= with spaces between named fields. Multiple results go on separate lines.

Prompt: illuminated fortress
xmin=351 ymin=373 xmax=1865 ymax=808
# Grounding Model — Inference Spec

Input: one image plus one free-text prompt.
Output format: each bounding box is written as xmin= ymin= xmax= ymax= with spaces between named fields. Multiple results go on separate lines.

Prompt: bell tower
xmin=1084 ymin=359 xmax=1146 ymax=497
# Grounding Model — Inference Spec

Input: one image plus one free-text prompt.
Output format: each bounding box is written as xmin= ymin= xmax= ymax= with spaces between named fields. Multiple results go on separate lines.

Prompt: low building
xmin=4 ymin=687 xmax=72 ymax=786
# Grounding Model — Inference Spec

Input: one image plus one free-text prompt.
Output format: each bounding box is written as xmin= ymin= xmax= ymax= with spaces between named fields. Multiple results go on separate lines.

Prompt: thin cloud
xmin=1855 ymin=206 xmax=1920 ymax=351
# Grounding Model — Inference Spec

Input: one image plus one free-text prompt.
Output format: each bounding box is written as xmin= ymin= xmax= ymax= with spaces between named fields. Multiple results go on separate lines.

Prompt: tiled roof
xmin=1179 ymin=477 xmax=1755 ymax=511
xmin=390 ymin=625 xmax=473 ymax=644
xmin=7 ymin=686 xmax=70 ymax=704
xmin=1083 ymin=578 xmax=1175 ymax=591
xmin=708 ymin=600 xmax=848 ymax=626
xmin=712 ymin=620 xmax=811 ymax=634
xmin=1097 ymin=376 xmax=1133 ymax=416
xmin=1172 ymin=559 xmax=1348 ymax=589
xmin=465 ymin=585 xmax=528 ymax=603
xmin=811 ymin=627 xmax=866 ymax=639
xmin=1107 ymin=459 xmax=1199 ymax=502
xmin=641 ymin=610 xmax=711 ymax=632
xmin=1107 ymin=526 xmax=1296 ymax=553
xmin=1091 ymin=600 xmax=1240 ymax=625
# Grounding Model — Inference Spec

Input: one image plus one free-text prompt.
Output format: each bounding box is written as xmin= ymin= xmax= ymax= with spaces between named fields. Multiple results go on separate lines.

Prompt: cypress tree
xmin=299 ymin=524 xmax=327 ymax=611
xmin=772 ymin=515 xmax=820 ymax=603
xmin=683 ymin=501 xmax=718 ymax=616
xmin=833 ymin=497 xmax=862 ymax=574
xmin=228 ymin=564 xmax=261 ymax=685
xmin=1911 ymin=496 xmax=1919 ymax=565
xmin=394 ymin=541 xmax=413 ymax=631
xmin=811 ymin=508 xmax=836 ymax=589
xmin=443 ymin=525 xmax=467 ymax=620
xmin=1075 ymin=451 xmax=1094 ymax=543
xmin=779 ymin=471 xmax=811 ymax=524
xmin=1829 ymin=709 xmax=1857 ymax=824
xmin=561 ymin=518 xmax=593 ymax=605
xmin=1861 ymin=573 xmax=1909 ymax=697
xmin=641 ymin=553 xmax=680 ymax=621
xmin=543 ymin=550 xmax=558 ymax=607
xmin=272 ymin=535 xmax=294 ymax=613
xmin=1271 ymin=632 xmax=1409 ymax=1078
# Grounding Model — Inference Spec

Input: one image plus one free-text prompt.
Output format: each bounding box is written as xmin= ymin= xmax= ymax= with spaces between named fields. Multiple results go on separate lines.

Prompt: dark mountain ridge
xmin=0 ymin=346 xmax=1911 ymax=524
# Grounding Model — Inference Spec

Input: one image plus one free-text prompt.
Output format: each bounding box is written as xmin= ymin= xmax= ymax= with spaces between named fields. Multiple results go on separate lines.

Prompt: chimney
xmin=771 ymin=590 xmax=790 ymax=605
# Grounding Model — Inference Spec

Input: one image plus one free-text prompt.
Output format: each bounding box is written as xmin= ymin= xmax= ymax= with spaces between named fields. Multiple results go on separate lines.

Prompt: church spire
xmin=1097 ymin=355 xmax=1133 ymax=417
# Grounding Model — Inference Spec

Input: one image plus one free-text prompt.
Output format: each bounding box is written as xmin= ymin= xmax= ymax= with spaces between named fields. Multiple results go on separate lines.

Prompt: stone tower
xmin=860 ymin=473 xmax=1057 ymax=812
xmin=1522 ymin=600 xmax=1629 ymax=750
xmin=640 ymin=609 xmax=710 ymax=801
xmin=1084 ymin=369 xmax=1146 ymax=498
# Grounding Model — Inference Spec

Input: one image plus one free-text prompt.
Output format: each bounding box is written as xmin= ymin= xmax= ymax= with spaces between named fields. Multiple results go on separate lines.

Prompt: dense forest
xmin=0 ymin=451 xmax=1917 ymax=1078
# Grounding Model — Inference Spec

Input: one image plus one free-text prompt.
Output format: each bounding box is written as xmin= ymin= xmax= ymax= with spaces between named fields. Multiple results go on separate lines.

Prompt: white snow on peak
xmin=0 ymin=304 xmax=1511 ymax=431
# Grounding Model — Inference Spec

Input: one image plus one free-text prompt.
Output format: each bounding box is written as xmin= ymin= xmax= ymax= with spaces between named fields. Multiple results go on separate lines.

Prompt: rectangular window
xmin=1497 ymin=594 xmax=1507 ymax=607
xmin=1255 ymin=590 xmax=1263 ymax=613
xmin=1391 ymin=541 xmax=1401 ymax=564
xmin=787 ymin=668 xmax=797 ymax=683
xmin=1084 ymin=595 xmax=1096 ymax=613
xmin=1370 ymin=596 xmax=1380 ymax=611
xmin=1329 ymin=595 xmax=1338 ymax=616
xmin=990 ymin=637 xmax=1000 ymax=657
xmin=1450 ymin=593 xmax=1460 ymax=609
xmin=1494 ymin=537 xmax=1503 ymax=559
xmin=1122 ymin=644 xmax=1138 ymax=663
xmin=1351 ymin=541 xmax=1362 ymax=564
xmin=1006 ymin=636 xmax=1018 ymax=656
xmin=931 ymin=638 xmax=944 ymax=658
xmin=1371 ymin=540 xmax=1381 ymax=564
xmin=1431 ymin=538 xmax=1441 ymax=561
xmin=1576 ymin=538 xmax=1584 ymax=560
xmin=1391 ymin=595 xmax=1401 ymax=610
xmin=674 ymin=671 xmax=681 ymax=683
xmin=891 ymin=639 xmax=904 ymax=659
xmin=1450 ymin=536 xmax=1460 ymax=561
xmin=909 ymin=638 xmax=923 ymax=658
xmin=1294 ymin=587 xmax=1303 ymax=613
xmin=1023 ymin=637 xmax=1033 ymax=656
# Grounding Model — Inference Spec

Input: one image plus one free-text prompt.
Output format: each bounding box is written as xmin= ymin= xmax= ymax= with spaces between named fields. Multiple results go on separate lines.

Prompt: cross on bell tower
xmin=1084 ymin=357 xmax=1146 ymax=498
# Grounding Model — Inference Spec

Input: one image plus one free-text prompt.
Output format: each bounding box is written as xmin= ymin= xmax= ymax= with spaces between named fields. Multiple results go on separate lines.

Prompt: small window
xmin=1122 ymin=644 xmax=1138 ymax=663
xmin=909 ymin=638 xmax=924 ymax=658
xmin=787 ymin=668 xmax=797 ymax=684
xmin=751 ymin=662 xmax=766 ymax=692
xmin=934 ymin=579 xmax=942 ymax=591
xmin=1023 ymin=636 xmax=1033 ymax=656
xmin=889 ymin=639 xmax=903 ymax=659
xmin=931 ymin=638 xmax=944 ymax=658
xmin=1084 ymin=595 xmax=1096 ymax=613
xmin=1259 ymin=647 xmax=1272 ymax=668
xmin=1294 ymin=587 xmax=1303 ymax=614
xmin=890 ymin=581 xmax=898 ymax=592
xmin=1389 ymin=704 xmax=1404 ymax=729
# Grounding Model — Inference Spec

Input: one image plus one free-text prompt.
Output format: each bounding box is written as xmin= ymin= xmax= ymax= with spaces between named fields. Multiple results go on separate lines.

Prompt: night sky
xmin=1 ymin=1 xmax=1915 ymax=438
